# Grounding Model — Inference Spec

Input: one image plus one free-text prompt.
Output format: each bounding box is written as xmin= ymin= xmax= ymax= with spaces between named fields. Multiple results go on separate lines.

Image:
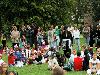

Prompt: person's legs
xmin=74 ymin=38 xmax=77 ymax=50
xmin=56 ymin=36 xmax=60 ymax=46
xmin=77 ymin=38 xmax=80 ymax=51
xmin=75 ymin=38 xmax=80 ymax=51
xmin=86 ymin=37 xmax=90 ymax=46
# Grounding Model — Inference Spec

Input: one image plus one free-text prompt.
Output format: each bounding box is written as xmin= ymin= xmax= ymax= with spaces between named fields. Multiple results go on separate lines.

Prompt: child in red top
xmin=8 ymin=53 xmax=16 ymax=66
xmin=74 ymin=51 xmax=83 ymax=71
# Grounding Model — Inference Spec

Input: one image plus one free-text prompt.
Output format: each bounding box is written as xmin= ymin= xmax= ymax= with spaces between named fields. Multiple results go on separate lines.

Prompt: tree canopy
xmin=0 ymin=0 xmax=100 ymax=34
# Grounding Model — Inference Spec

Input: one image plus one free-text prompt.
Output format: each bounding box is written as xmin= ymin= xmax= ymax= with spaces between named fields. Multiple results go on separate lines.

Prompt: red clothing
xmin=0 ymin=49 xmax=3 ymax=54
xmin=8 ymin=55 xmax=16 ymax=65
xmin=74 ymin=56 xmax=83 ymax=71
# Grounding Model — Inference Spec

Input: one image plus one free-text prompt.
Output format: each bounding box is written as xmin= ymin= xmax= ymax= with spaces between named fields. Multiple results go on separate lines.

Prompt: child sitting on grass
xmin=48 ymin=56 xmax=59 ymax=70
xmin=8 ymin=53 xmax=16 ymax=67
xmin=74 ymin=51 xmax=83 ymax=71
xmin=87 ymin=53 xmax=100 ymax=75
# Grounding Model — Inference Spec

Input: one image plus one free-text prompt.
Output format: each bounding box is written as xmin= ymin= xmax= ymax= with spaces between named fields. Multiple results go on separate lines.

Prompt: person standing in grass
xmin=83 ymin=23 xmax=90 ymax=46
xmin=59 ymin=25 xmax=65 ymax=46
xmin=54 ymin=26 xmax=60 ymax=50
xmin=11 ymin=26 xmax=20 ymax=49
xmin=48 ymin=25 xmax=55 ymax=48
xmin=37 ymin=27 xmax=43 ymax=46
xmin=73 ymin=27 xmax=80 ymax=51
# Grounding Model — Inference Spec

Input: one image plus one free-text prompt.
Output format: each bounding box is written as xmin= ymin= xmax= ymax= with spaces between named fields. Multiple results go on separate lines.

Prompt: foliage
xmin=0 ymin=0 xmax=100 ymax=34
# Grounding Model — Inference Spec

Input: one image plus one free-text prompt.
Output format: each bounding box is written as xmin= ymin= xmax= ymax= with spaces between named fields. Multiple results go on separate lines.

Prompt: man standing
xmin=26 ymin=25 xmax=34 ymax=47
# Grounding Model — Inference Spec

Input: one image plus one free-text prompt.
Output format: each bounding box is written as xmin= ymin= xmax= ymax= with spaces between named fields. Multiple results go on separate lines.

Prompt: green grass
xmin=8 ymin=64 xmax=86 ymax=75
xmin=1 ymin=35 xmax=87 ymax=75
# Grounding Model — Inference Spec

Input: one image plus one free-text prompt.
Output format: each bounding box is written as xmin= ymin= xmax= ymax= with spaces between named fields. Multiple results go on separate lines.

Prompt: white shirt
xmin=48 ymin=57 xmax=58 ymax=67
xmin=81 ymin=51 xmax=85 ymax=58
xmin=48 ymin=29 xmax=55 ymax=42
xmin=73 ymin=29 xmax=80 ymax=39
xmin=89 ymin=59 xmax=100 ymax=69
xmin=25 ymin=49 xmax=31 ymax=58
xmin=0 ymin=59 xmax=4 ymax=66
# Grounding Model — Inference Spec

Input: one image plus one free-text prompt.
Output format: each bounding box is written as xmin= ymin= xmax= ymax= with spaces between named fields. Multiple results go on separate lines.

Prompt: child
xmin=15 ymin=60 xmax=23 ymax=67
xmin=1 ymin=63 xmax=8 ymax=75
xmin=87 ymin=53 xmax=100 ymax=75
xmin=81 ymin=45 xmax=86 ymax=58
xmin=74 ymin=51 xmax=83 ymax=71
xmin=83 ymin=49 xmax=90 ymax=71
xmin=8 ymin=53 xmax=16 ymax=66
xmin=27 ymin=54 xmax=34 ymax=65
xmin=8 ymin=71 xmax=18 ymax=75
xmin=48 ymin=56 xmax=58 ymax=70
xmin=25 ymin=44 xmax=31 ymax=58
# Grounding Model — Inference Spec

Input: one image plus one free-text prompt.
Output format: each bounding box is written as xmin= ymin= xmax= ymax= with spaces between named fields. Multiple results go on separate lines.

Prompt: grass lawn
xmin=1 ymin=35 xmax=87 ymax=75
xmin=8 ymin=64 xmax=86 ymax=75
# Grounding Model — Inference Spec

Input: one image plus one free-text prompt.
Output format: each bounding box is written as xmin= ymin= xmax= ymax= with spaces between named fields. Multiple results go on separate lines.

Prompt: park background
xmin=0 ymin=0 xmax=100 ymax=75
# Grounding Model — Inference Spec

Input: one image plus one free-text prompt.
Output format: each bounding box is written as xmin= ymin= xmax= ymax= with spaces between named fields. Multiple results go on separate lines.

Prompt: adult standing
xmin=37 ymin=27 xmax=43 ymax=46
xmin=54 ymin=26 xmax=60 ymax=50
xmin=26 ymin=25 xmax=34 ymax=47
xmin=48 ymin=25 xmax=55 ymax=48
xmin=59 ymin=25 xmax=65 ymax=46
xmin=20 ymin=25 xmax=26 ymax=40
xmin=20 ymin=25 xmax=26 ymax=47
xmin=83 ymin=23 xmax=90 ymax=46
xmin=89 ymin=25 xmax=95 ymax=47
xmin=67 ymin=25 xmax=74 ymax=45
xmin=11 ymin=26 xmax=20 ymax=49
xmin=73 ymin=27 xmax=80 ymax=51
xmin=96 ymin=25 xmax=100 ymax=48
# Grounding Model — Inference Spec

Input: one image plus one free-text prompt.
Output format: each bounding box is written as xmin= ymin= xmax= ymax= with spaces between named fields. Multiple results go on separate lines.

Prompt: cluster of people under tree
xmin=0 ymin=23 xmax=100 ymax=75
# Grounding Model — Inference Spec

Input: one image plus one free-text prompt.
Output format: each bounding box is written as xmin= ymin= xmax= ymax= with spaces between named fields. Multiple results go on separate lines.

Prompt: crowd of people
xmin=0 ymin=23 xmax=100 ymax=75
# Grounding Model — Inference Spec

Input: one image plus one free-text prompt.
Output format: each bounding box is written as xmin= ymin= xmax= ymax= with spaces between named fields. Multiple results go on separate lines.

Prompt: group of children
xmin=47 ymin=45 xmax=100 ymax=75
xmin=0 ymin=41 xmax=100 ymax=75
